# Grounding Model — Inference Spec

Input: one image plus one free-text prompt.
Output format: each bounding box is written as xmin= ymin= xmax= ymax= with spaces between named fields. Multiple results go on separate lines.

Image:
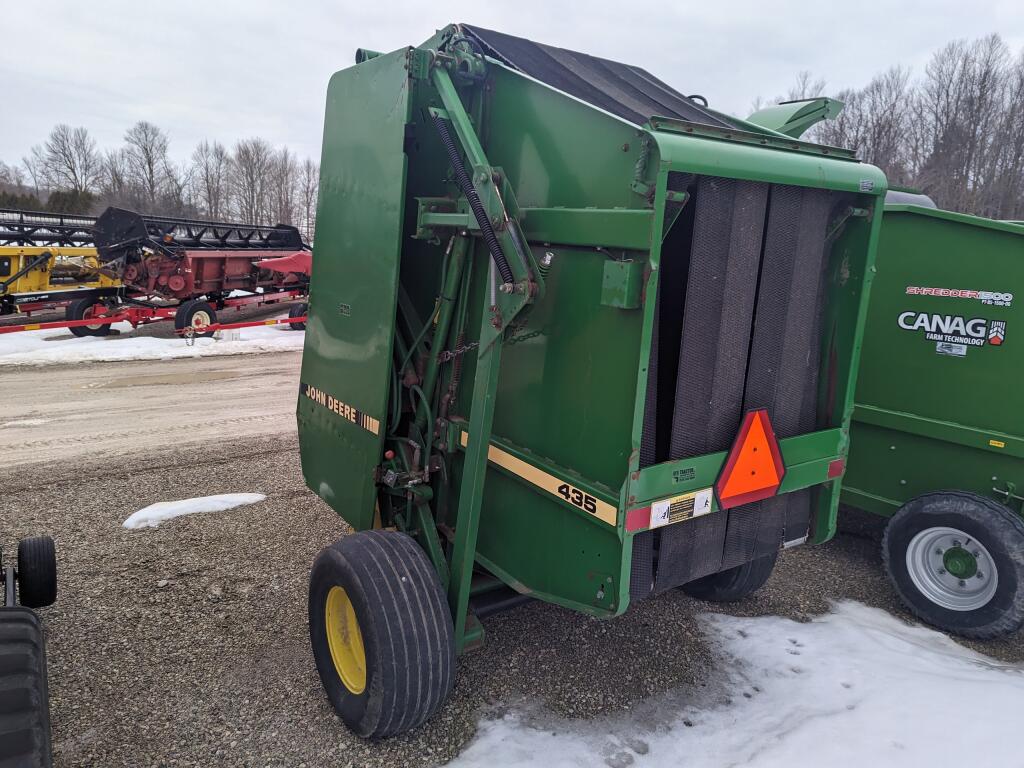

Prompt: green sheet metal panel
xmin=297 ymin=49 xmax=412 ymax=529
xmin=844 ymin=205 xmax=1024 ymax=516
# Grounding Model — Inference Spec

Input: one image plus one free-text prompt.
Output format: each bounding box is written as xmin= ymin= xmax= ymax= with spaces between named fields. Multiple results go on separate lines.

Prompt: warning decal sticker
xmin=650 ymin=488 xmax=714 ymax=529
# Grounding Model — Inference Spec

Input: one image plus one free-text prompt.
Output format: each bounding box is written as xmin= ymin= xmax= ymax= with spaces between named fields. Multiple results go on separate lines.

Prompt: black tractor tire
xmin=288 ymin=301 xmax=308 ymax=331
xmin=66 ymin=296 xmax=112 ymax=338
xmin=682 ymin=551 xmax=778 ymax=602
xmin=17 ymin=537 xmax=57 ymax=609
xmin=173 ymin=299 xmax=217 ymax=337
xmin=883 ymin=491 xmax=1024 ymax=639
xmin=0 ymin=608 xmax=53 ymax=767
xmin=308 ymin=530 xmax=455 ymax=739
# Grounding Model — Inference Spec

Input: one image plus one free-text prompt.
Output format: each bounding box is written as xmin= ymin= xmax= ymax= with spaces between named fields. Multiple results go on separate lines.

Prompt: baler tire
xmin=288 ymin=302 xmax=308 ymax=331
xmin=0 ymin=608 xmax=53 ymax=767
xmin=66 ymin=297 xmax=112 ymax=338
xmin=308 ymin=530 xmax=455 ymax=739
xmin=174 ymin=300 xmax=217 ymax=337
xmin=883 ymin=491 xmax=1024 ymax=639
xmin=17 ymin=536 xmax=57 ymax=609
xmin=681 ymin=551 xmax=778 ymax=602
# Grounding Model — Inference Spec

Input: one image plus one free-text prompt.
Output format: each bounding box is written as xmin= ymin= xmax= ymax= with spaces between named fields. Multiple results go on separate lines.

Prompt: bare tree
xmin=267 ymin=147 xmax=299 ymax=225
xmin=21 ymin=151 xmax=45 ymax=196
xmin=230 ymin=137 xmax=275 ymax=223
xmin=35 ymin=125 xmax=102 ymax=194
xmin=189 ymin=140 xmax=230 ymax=219
xmin=123 ymin=121 xmax=177 ymax=210
xmin=0 ymin=161 xmax=26 ymax=190
xmin=299 ymin=157 xmax=319 ymax=242
xmin=787 ymin=71 xmax=827 ymax=102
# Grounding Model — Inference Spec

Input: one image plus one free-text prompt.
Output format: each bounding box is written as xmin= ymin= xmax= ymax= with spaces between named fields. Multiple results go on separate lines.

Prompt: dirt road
xmin=0 ymin=352 xmax=301 ymax=470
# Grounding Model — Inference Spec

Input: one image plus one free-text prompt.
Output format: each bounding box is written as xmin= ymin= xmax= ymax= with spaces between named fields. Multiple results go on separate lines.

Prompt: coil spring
xmin=431 ymin=112 xmax=515 ymax=285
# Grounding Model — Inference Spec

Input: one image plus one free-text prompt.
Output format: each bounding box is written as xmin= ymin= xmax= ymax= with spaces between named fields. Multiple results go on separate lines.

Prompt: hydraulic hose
xmin=431 ymin=112 xmax=515 ymax=286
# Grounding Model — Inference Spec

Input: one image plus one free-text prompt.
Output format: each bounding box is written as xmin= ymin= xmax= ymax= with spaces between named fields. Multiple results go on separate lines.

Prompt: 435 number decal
xmin=557 ymin=483 xmax=598 ymax=514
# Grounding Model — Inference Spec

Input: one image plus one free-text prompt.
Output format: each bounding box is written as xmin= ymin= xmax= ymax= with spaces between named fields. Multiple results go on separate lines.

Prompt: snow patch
xmin=0 ymin=320 xmax=303 ymax=366
xmin=122 ymin=493 xmax=266 ymax=529
xmin=448 ymin=602 xmax=1024 ymax=768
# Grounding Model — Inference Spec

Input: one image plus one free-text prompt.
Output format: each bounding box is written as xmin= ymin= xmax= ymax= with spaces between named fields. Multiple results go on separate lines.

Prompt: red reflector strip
xmin=827 ymin=458 xmax=846 ymax=479
xmin=625 ymin=507 xmax=651 ymax=532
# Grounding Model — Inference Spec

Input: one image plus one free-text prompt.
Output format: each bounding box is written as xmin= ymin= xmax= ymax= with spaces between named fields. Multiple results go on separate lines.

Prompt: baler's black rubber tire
xmin=883 ymin=491 xmax=1024 ymax=639
xmin=173 ymin=299 xmax=217 ymax=337
xmin=288 ymin=301 xmax=308 ymax=331
xmin=17 ymin=537 xmax=57 ymax=609
xmin=681 ymin=551 xmax=778 ymax=602
xmin=308 ymin=530 xmax=455 ymax=739
xmin=66 ymin=297 xmax=111 ymax=338
xmin=0 ymin=607 xmax=53 ymax=767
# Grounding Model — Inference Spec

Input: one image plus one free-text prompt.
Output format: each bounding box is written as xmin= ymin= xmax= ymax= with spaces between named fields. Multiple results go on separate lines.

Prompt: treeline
xmin=791 ymin=34 xmax=1024 ymax=220
xmin=0 ymin=122 xmax=318 ymax=241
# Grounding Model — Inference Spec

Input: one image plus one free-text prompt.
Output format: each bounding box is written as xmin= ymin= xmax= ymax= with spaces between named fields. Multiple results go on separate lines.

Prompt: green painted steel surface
xmin=298 ymin=25 xmax=885 ymax=645
xmin=297 ymin=49 xmax=412 ymax=530
xmin=844 ymin=205 xmax=1024 ymax=517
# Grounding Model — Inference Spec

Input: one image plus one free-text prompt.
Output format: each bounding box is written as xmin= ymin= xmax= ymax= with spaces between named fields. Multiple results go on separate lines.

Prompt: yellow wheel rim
xmin=324 ymin=586 xmax=367 ymax=694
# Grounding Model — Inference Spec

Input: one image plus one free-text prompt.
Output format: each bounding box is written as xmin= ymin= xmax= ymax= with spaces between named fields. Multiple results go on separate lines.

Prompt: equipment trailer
xmin=298 ymin=24 xmax=886 ymax=738
xmin=0 ymin=207 xmax=311 ymax=337
xmin=842 ymin=199 xmax=1024 ymax=639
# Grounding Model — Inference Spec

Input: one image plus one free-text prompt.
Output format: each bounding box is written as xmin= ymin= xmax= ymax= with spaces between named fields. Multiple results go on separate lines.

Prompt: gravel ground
xmin=2 ymin=358 xmax=1022 ymax=766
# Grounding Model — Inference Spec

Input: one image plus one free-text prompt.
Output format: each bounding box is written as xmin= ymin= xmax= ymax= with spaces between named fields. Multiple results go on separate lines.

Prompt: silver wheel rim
xmin=905 ymin=526 xmax=998 ymax=611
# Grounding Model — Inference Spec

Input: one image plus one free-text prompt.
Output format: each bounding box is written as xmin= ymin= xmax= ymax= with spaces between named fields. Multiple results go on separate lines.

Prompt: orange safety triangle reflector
xmin=715 ymin=409 xmax=786 ymax=510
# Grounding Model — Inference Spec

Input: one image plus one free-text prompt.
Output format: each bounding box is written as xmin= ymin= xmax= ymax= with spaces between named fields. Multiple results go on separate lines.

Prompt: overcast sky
xmin=3 ymin=0 xmax=1023 ymax=167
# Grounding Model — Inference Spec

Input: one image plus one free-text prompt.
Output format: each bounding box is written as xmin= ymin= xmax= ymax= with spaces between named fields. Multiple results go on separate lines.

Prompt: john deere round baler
xmin=297 ymin=24 xmax=886 ymax=738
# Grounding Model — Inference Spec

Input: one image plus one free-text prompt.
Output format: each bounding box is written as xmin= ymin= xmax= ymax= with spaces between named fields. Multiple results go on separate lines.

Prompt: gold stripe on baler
xmin=459 ymin=431 xmax=617 ymax=526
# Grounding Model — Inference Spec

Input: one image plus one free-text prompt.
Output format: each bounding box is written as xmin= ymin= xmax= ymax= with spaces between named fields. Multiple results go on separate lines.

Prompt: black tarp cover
xmin=461 ymin=25 xmax=736 ymax=129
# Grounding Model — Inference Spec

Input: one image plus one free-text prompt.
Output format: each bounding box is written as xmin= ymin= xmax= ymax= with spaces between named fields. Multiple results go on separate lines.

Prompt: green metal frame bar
xmin=853 ymin=404 xmax=1024 ymax=459
xmin=448 ymin=322 xmax=503 ymax=652
xmin=647 ymin=116 xmax=858 ymax=160
xmin=418 ymin=206 xmax=654 ymax=251
xmin=427 ymin=56 xmax=542 ymax=653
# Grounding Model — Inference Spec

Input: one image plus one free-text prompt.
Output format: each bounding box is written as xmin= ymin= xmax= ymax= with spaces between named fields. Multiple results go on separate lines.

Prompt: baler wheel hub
xmin=325 ymin=586 xmax=367 ymax=694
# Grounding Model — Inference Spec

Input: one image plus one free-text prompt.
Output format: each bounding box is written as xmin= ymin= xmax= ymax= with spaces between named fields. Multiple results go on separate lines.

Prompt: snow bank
xmin=0 ymin=320 xmax=303 ymax=367
xmin=448 ymin=602 xmax=1024 ymax=768
xmin=122 ymin=493 xmax=266 ymax=529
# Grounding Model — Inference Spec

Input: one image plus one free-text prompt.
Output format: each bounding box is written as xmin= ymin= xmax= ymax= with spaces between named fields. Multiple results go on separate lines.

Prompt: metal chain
xmin=437 ymin=340 xmax=479 ymax=362
xmin=506 ymin=327 xmax=544 ymax=345
xmin=437 ymin=325 xmax=545 ymax=362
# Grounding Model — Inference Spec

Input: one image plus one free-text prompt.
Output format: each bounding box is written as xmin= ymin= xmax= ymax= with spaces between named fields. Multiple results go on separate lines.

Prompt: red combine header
xmin=1 ymin=207 xmax=312 ymax=338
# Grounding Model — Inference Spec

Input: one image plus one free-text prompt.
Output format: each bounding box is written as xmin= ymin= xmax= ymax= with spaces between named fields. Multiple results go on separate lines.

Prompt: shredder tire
xmin=0 ymin=607 xmax=53 ymax=767
xmin=681 ymin=551 xmax=778 ymax=602
xmin=308 ymin=530 xmax=455 ymax=739
xmin=883 ymin=491 xmax=1024 ymax=639
xmin=173 ymin=299 xmax=217 ymax=337
xmin=288 ymin=301 xmax=308 ymax=331
xmin=17 ymin=537 xmax=57 ymax=609
xmin=66 ymin=297 xmax=112 ymax=338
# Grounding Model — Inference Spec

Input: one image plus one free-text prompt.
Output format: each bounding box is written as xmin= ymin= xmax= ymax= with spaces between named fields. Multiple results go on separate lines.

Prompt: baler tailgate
xmin=635 ymin=177 xmax=847 ymax=596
